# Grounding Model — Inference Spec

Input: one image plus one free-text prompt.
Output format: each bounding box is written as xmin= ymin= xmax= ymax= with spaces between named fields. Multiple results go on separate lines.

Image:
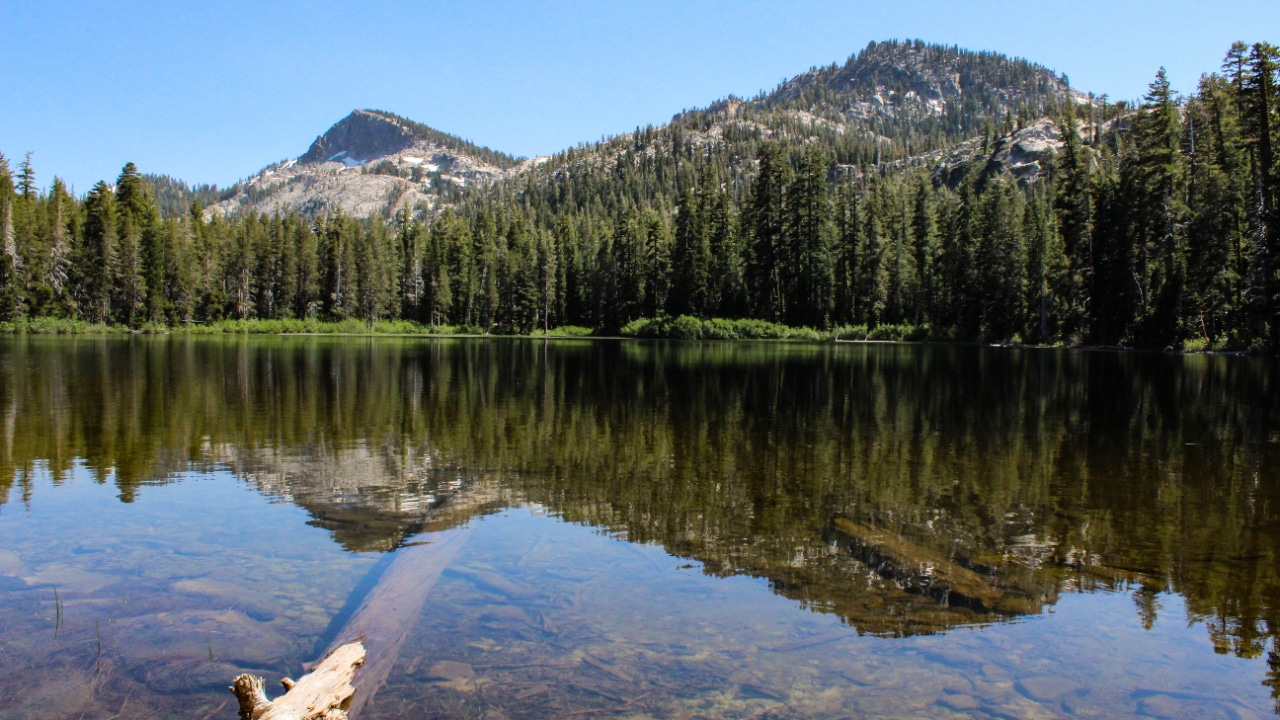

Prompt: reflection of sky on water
xmin=0 ymin=336 xmax=1278 ymax=718
xmin=0 ymin=470 xmax=1272 ymax=719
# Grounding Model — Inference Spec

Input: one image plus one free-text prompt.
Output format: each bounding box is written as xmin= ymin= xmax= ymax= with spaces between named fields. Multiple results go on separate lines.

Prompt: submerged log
xmin=329 ymin=527 xmax=470 ymax=717
xmin=229 ymin=477 xmax=505 ymax=719
xmin=229 ymin=528 xmax=470 ymax=719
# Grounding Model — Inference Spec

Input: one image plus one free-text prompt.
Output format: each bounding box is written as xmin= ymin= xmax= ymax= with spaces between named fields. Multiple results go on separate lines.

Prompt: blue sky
xmin=3 ymin=1 xmax=1276 ymax=193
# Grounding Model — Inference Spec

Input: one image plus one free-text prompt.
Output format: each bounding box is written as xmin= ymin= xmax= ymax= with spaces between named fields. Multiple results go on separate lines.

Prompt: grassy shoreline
xmin=0 ymin=315 xmax=1261 ymax=353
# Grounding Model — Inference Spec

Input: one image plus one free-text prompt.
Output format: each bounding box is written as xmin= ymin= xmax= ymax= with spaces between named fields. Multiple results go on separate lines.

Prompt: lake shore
xmin=0 ymin=315 xmax=1266 ymax=354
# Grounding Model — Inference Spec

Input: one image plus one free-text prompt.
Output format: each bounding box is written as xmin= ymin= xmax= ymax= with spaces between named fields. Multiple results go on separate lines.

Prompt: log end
xmin=230 ymin=673 xmax=272 ymax=720
xmin=228 ymin=641 xmax=366 ymax=720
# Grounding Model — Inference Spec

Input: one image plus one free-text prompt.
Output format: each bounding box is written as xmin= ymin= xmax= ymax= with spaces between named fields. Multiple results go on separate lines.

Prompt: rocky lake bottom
xmin=0 ymin=337 xmax=1277 ymax=718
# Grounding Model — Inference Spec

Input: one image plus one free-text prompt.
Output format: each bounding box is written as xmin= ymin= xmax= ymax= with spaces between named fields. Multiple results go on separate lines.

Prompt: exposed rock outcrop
xmin=207 ymin=110 xmax=520 ymax=220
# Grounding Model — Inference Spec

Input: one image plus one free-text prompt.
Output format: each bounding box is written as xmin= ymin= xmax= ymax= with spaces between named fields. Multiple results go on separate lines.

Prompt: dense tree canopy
xmin=1 ymin=41 xmax=1277 ymax=349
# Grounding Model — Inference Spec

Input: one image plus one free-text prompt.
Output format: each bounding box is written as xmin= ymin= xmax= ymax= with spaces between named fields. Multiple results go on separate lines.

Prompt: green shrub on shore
xmin=2 ymin=314 xmax=930 ymax=343
xmin=0 ymin=317 xmax=122 ymax=334
xmin=620 ymin=316 xmax=936 ymax=342
xmin=621 ymin=316 xmax=798 ymax=339
xmin=830 ymin=324 xmax=934 ymax=341
xmin=532 ymin=326 xmax=595 ymax=337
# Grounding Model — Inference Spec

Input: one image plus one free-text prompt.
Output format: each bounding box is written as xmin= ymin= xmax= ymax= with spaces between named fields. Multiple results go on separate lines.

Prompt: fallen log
xmin=229 ymin=476 xmax=507 ymax=719
xmin=231 ymin=641 xmax=366 ymax=720
xmin=329 ymin=527 xmax=470 ymax=717
xmin=230 ymin=527 xmax=470 ymax=719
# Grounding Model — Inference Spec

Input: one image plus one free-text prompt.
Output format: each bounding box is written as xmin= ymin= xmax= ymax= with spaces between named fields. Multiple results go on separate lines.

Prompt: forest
xmin=0 ymin=40 xmax=1277 ymax=350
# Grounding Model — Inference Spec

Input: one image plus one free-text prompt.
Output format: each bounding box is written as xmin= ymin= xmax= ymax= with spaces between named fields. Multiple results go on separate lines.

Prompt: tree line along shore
xmin=1 ymin=41 xmax=1278 ymax=352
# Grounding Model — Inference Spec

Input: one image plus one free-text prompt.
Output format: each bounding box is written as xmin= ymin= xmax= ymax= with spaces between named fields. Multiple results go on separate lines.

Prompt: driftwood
xmin=231 ymin=642 xmax=366 ymax=720
xmin=329 ymin=527 xmax=470 ymax=717
xmin=229 ymin=475 xmax=508 ymax=719
xmin=230 ymin=526 xmax=471 ymax=719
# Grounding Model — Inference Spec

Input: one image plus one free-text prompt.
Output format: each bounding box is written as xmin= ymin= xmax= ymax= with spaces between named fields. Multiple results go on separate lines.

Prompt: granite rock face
xmin=298 ymin=110 xmax=418 ymax=166
xmin=208 ymin=110 xmax=518 ymax=220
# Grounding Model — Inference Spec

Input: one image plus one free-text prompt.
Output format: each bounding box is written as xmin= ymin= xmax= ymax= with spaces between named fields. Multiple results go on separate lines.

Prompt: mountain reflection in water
xmin=1 ymin=336 xmax=1278 ymax=715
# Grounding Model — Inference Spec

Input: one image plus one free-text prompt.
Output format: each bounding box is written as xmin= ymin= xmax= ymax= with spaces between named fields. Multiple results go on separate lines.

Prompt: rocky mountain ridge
xmin=207 ymin=110 xmax=526 ymax=219
xmin=203 ymin=41 xmax=1101 ymax=220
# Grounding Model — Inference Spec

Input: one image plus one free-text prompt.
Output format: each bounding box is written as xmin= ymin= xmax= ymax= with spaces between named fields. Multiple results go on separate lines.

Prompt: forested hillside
xmin=1 ymin=40 xmax=1278 ymax=350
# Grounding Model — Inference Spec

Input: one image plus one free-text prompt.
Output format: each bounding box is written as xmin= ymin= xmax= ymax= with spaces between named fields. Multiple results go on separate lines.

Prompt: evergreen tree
xmin=0 ymin=155 xmax=21 ymax=320
xmin=1054 ymin=101 xmax=1094 ymax=338
xmin=782 ymin=146 xmax=835 ymax=327
xmin=745 ymin=143 xmax=791 ymax=320
xmin=397 ymin=205 xmax=424 ymax=320
xmin=45 ymin=178 xmax=74 ymax=315
xmin=910 ymin=176 xmax=940 ymax=325
xmin=833 ymin=181 xmax=860 ymax=324
xmin=708 ymin=185 xmax=743 ymax=318
xmin=976 ymin=178 xmax=1027 ymax=340
xmin=79 ymin=182 xmax=117 ymax=324
xmin=1240 ymin=43 xmax=1280 ymax=341
xmin=1130 ymin=69 xmax=1187 ymax=345
xmin=668 ymin=186 xmax=708 ymax=317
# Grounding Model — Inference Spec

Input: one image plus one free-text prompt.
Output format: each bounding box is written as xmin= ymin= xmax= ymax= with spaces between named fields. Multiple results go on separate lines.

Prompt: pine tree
xmin=854 ymin=179 xmax=889 ymax=327
xmin=613 ymin=208 xmax=648 ymax=325
xmin=46 ymin=178 xmax=73 ymax=314
xmin=833 ymin=181 xmax=860 ymax=324
xmin=668 ymin=186 xmax=707 ymax=317
xmin=354 ymin=217 xmax=392 ymax=323
xmin=163 ymin=218 xmax=197 ymax=323
xmin=706 ymin=185 xmax=741 ymax=317
xmin=976 ymin=178 xmax=1027 ymax=340
xmin=1130 ymin=69 xmax=1187 ymax=345
xmin=17 ymin=152 xmax=36 ymax=199
xmin=1090 ymin=159 xmax=1136 ymax=344
xmin=0 ymin=155 xmax=22 ymax=320
xmin=1054 ymin=101 xmax=1094 ymax=338
xmin=745 ymin=143 xmax=791 ymax=320
xmin=397 ymin=205 xmax=424 ymax=320
xmin=642 ymin=209 xmax=671 ymax=318
xmin=539 ymin=227 xmax=560 ymax=331
xmin=276 ymin=214 xmax=300 ymax=319
xmin=112 ymin=163 xmax=159 ymax=324
xmin=79 ymin=182 xmax=117 ymax=324
xmin=1240 ymin=43 xmax=1280 ymax=341
xmin=782 ymin=146 xmax=835 ymax=327
xmin=911 ymin=176 xmax=940 ymax=325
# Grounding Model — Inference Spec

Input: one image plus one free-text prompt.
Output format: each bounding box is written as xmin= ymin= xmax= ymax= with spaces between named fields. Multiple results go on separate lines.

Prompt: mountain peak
xmin=209 ymin=109 xmax=517 ymax=220
xmin=760 ymin=39 xmax=1087 ymax=128
xmin=298 ymin=110 xmax=417 ymax=166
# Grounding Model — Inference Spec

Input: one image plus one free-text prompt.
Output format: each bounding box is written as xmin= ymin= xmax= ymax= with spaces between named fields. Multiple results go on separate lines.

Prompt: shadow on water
xmin=0 ymin=335 xmax=1278 ymax=717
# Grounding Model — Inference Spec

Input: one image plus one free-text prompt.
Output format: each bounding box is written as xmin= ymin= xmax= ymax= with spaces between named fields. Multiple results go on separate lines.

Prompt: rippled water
xmin=0 ymin=336 xmax=1277 ymax=719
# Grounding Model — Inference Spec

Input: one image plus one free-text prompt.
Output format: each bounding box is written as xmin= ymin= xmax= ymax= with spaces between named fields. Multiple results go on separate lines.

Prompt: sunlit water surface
xmin=0 ymin=336 xmax=1277 ymax=719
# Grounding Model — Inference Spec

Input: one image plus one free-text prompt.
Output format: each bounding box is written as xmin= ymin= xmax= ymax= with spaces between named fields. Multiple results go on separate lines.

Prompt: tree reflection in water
xmin=1 ymin=336 xmax=1278 ymax=710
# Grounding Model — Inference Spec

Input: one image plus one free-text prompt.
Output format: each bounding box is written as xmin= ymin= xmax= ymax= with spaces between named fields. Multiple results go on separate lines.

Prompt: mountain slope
xmin=204 ymin=41 xmax=1095 ymax=221
xmin=208 ymin=110 xmax=522 ymax=219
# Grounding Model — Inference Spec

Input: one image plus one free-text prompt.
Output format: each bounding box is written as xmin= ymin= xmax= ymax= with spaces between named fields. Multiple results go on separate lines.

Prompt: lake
xmin=0 ymin=336 xmax=1277 ymax=719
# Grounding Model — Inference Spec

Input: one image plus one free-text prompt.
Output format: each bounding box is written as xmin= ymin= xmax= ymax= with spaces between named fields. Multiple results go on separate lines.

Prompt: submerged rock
xmin=924 ymin=649 xmax=984 ymax=668
xmin=133 ymin=658 xmax=245 ymax=694
xmin=23 ymin=563 xmax=118 ymax=593
xmin=0 ymin=549 xmax=26 ymax=576
xmin=1136 ymin=693 xmax=1237 ymax=720
xmin=427 ymin=660 xmax=477 ymax=681
xmin=1017 ymin=675 xmax=1084 ymax=702
xmin=938 ymin=693 xmax=982 ymax=711
xmin=112 ymin=609 xmax=292 ymax=666
xmin=170 ymin=578 xmax=280 ymax=621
